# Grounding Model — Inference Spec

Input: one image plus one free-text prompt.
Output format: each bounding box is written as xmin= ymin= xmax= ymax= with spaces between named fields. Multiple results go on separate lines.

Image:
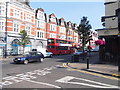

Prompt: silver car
xmin=74 ymin=50 xmax=87 ymax=56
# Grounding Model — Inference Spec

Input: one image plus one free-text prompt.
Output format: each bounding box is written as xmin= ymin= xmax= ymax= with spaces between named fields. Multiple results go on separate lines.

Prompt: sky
xmin=30 ymin=1 xmax=105 ymax=31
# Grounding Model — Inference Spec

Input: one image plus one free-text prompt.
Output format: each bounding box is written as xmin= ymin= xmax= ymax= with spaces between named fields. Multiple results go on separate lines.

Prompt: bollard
xmin=87 ymin=57 xmax=89 ymax=69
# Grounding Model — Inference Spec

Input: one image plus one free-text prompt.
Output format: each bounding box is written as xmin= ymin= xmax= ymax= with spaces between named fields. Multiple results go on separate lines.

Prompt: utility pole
xmin=4 ymin=1 xmax=9 ymax=58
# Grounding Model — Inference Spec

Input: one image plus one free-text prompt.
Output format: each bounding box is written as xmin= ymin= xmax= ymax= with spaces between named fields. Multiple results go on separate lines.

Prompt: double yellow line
xmin=63 ymin=63 xmax=119 ymax=80
xmin=112 ymin=74 xmax=120 ymax=77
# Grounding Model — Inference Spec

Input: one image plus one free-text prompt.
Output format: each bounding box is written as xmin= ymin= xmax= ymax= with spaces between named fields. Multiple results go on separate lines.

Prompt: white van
xmin=32 ymin=48 xmax=53 ymax=58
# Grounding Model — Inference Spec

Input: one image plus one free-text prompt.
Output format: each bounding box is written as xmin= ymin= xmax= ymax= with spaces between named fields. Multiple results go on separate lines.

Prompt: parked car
xmin=44 ymin=50 xmax=53 ymax=58
xmin=32 ymin=49 xmax=53 ymax=58
xmin=13 ymin=51 xmax=44 ymax=64
xmin=73 ymin=50 xmax=87 ymax=56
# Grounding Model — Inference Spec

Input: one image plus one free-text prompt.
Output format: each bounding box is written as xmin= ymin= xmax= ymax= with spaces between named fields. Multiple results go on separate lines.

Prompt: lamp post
xmin=87 ymin=36 xmax=92 ymax=69
xmin=4 ymin=1 xmax=9 ymax=58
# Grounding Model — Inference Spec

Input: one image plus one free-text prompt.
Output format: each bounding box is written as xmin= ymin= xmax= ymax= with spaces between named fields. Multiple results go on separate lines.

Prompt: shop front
xmin=0 ymin=43 xmax=5 ymax=59
xmin=96 ymin=28 xmax=119 ymax=63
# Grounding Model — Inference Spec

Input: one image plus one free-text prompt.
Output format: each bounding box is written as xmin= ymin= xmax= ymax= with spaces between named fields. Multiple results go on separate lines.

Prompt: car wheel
xmin=50 ymin=55 xmax=52 ymax=58
xmin=24 ymin=60 xmax=28 ymax=65
xmin=39 ymin=58 xmax=44 ymax=62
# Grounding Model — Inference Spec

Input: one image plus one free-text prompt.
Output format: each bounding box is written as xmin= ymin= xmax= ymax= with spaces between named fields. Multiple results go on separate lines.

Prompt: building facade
xmin=96 ymin=0 xmax=120 ymax=63
xmin=58 ymin=18 xmax=67 ymax=40
xmin=35 ymin=8 xmax=47 ymax=51
xmin=47 ymin=13 xmax=58 ymax=39
xmin=0 ymin=1 xmax=79 ymax=56
xmin=0 ymin=0 xmax=98 ymax=57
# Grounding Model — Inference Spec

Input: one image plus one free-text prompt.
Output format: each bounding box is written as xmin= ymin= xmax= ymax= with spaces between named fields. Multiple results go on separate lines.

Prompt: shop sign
xmin=104 ymin=30 xmax=109 ymax=34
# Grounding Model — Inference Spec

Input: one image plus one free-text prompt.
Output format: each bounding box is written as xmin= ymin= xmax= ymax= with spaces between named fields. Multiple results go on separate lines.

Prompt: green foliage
xmin=18 ymin=30 xmax=30 ymax=54
xmin=76 ymin=16 xmax=92 ymax=50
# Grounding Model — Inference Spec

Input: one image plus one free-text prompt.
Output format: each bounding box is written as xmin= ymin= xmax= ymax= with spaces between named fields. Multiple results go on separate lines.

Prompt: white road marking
xmin=25 ymin=80 xmax=61 ymax=88
xmin=56 ymin=76 xmax=119 ymax=88
xmin=1 ymin=65 xmax=58 ymax=88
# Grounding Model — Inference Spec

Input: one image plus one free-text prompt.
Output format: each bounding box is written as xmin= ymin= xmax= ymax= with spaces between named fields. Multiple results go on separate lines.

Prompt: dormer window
xmin=61 ymin=20 xmax=64 ymax=26
xmin=50 ymin=16 xmax=56 ymax=23
xmin=37 ymin=11 xmax=45 ymax=20
xmin=68 ymin=29 xmax=72 ymax=35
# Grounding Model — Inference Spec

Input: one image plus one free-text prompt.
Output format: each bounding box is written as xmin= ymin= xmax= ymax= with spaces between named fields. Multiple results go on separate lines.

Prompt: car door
xmin=37 ymin=52 xmax=43 ymax=59
xmin=29 ymin=52 xmax=36 ymax=61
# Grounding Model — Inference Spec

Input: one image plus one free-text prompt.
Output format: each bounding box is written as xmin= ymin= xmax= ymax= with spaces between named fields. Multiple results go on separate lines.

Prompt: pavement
xmin=66 ymin=52 xmax=120 ymax=79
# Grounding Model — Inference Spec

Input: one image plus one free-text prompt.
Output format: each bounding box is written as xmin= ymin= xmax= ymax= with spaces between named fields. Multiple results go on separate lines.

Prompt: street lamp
xmin=4 ymin=1 xmax=9 ymax=58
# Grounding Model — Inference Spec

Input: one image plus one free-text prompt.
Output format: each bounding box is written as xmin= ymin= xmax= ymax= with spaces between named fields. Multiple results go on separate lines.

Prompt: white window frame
xmin=50 ymin=33 xmax=56 ymax=38
xmin=0 ymin=20 xmax=5 ymax=32
xmin=50 ymin=16 xmax=56 ymax=23
xmin=60 ymin=27 xmax=66 ymax=33
xmin=13 ymin=23 xmax=20 ymax=33
xmin=68 ymin=36 xmax=72 ymax=41
xmin=0 ymin=5 xmax=5 ymax=15
xmin=50 ymin=24 xmax=56 ymax=31
xmin=13 ymin=9 xmax=20 ymax=19
xmin=61 ymin=21 xmax=64 ymax=26
xmin=36 ymin=30 xmax=44 ymax=39
xmin=68 ymin=29 xmax=72 ymax=35
xmin=74 ymin=32 xmax=78 ymax=36
xmin=74 ymin=37 xmax=78 ymax=42
xmin=26 ymin=14 xmax=31 ymax=22
xmin=37 ymin=20 xmax=45 ymax=29
xmin=25 ymin=25 xmax=31 ymax=35
xmin=37 ymin=11 xmax=45 ymax=20
xmin=59 ymin=35 xmax=66 ymax=39
xmin=39 ymin=31 xmax=44 ymax=38
xmin=37 ymin=31 xmax=39 ymax=38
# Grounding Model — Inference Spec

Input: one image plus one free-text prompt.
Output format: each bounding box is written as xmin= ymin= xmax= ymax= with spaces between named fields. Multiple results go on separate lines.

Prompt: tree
xmin=19 ymin=30 xmax=30 ymax=54
xmin=76 ymin=16 xmax=92 ymax=52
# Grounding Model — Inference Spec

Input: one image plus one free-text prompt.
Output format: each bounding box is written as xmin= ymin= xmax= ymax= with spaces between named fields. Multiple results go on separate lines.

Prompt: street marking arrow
xmin=56 ymin=76 xmax=119 ymax=88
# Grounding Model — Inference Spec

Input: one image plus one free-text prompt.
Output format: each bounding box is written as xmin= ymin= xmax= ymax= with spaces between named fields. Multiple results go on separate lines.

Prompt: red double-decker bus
xmin=47 ymin=38 xmax=75 ymax=55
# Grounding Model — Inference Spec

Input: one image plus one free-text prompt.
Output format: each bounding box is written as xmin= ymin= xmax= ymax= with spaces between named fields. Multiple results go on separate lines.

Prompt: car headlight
xmin=21 ymin=58 xmax=26 ymax=60
xmin=17 ymin=58 xmax=21 ymax=60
